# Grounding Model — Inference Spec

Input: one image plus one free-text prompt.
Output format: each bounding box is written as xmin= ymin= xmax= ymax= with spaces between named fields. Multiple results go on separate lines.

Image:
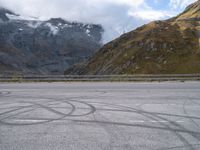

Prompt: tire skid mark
xmin=125 ymin=103 xmax=199 ymax=150
xmin=183 ymin=100 xmax=200 ymax=129
xmin=187 ymin=98 xmax=200 ymax=129
xmin=76 ymin=101 xmax=199 ymax=150
xmin=91 ymin=112 xmax=133 ymax=150
xmin=122 ymin=102 xmax=199 ymax=149
xmin=1 ymin=93 xmax=200 ymax=149
xmin=87 ymin=101 xmax=200 ymax=120
xmin=123 ymin=104 xmax=196 ymax=150
xmin=0 ymin=97 xmax=96 ymax=126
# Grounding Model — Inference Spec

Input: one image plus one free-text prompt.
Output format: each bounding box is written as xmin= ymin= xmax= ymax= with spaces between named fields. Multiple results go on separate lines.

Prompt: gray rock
xmin=0 ymin=8 xmax=104 ymax=75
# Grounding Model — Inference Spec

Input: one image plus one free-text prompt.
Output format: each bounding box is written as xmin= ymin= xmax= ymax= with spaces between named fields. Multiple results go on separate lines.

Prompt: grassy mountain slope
xmin=66 ymin=0 xmax=200 ymax=75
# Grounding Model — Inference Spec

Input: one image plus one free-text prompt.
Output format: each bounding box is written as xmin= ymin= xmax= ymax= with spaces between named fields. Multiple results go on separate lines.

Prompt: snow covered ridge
xmin=27 ymin=21 xmax=42 ymax=28
xmin=45 ymin=22 xmax=59 ymax=35
xmin=5 ymin=12 xmax=100 ymax=36
xmin=6 ymin=13 xmax=37 ymax=21
xmin=43 ymin=21 xmax=97 ymax=36
xmin=0 ymin=7 xmax=104 ymax=75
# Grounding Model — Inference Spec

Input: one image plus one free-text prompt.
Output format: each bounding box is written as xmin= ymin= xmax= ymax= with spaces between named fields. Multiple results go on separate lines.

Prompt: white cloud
xmin=0 ymin=0 xmax=197 ymax=43
xmin=0 ymin=0 xmax=148 ymax=42
xmin=0 ymin=0 xmax=146 ymax=20
xmin=128 ymin=10 xmax=175 ymax=21
xmin=106 ymin=0 xmax=144 ymax=6
xmin=169 ymin=0 xmax=197 ymax=10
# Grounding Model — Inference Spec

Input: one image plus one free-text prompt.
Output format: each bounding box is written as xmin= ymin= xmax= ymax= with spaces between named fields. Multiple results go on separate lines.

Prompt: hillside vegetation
xmin=66 ymin=0 xmax=200 ymax=75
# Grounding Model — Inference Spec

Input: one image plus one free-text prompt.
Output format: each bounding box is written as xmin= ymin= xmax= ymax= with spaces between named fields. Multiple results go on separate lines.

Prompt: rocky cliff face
xmin=66 ymin=0 xmax=200 ymax=75
xmin=0 ymin=8 xmax=103 ymax=75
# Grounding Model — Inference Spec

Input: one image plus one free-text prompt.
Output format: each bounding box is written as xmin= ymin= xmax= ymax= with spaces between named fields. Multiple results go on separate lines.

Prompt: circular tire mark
xmin=0 ymin=98 xmax=96 ymax=126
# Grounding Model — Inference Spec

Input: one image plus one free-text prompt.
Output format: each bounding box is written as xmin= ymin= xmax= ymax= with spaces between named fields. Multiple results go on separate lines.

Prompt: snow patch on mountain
xmin=86 ymin=24 xmax=92 ymax=29
xmin=45 ymin=22 xmax=59 ymax=35
xmin=63 ymin=24 xmax=73 ymax=28
xmin=6 ymin=13 xmax=37 ymax=21
xmin=86 ymin=29 xmax=91 ymax=36
xmin=27 ymin=21 xmax=42 ymax=28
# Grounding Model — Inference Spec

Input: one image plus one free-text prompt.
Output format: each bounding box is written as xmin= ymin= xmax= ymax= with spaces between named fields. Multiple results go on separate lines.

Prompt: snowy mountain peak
xmin=0 ymin=7 xmax=16 ymax=21
xmin=0 ymin=7 xmax=104 ymax=75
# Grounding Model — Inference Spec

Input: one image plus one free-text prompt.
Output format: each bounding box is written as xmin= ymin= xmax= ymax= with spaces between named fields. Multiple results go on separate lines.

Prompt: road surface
xmin=0 ymin=82 xmax=200 ymax=150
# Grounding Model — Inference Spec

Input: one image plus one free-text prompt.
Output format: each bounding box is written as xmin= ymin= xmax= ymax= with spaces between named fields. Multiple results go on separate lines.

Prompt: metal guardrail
xmin=0 ymin=74 xmax=200 ymax=82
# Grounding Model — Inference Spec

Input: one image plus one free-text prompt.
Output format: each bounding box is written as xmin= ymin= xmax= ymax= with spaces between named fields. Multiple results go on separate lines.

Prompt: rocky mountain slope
xmin=0 ymin=7 xmax=103 ymax=75
xmin=66 ymin=0 xmax=200 ymax=75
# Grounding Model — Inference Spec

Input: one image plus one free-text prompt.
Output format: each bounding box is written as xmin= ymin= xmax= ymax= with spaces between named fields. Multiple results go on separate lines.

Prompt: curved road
xmin=0 ymin=82 xmax=200 ymax=150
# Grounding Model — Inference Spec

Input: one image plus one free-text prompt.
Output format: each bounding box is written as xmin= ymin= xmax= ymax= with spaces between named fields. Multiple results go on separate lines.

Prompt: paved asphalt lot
xmin=0 ymin=82 xmax=200 ymax=150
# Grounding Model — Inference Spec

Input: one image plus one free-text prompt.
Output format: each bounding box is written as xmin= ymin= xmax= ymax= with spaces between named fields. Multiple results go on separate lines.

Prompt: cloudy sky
xmin=0 ymin=0 xmax=197 ymax=43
